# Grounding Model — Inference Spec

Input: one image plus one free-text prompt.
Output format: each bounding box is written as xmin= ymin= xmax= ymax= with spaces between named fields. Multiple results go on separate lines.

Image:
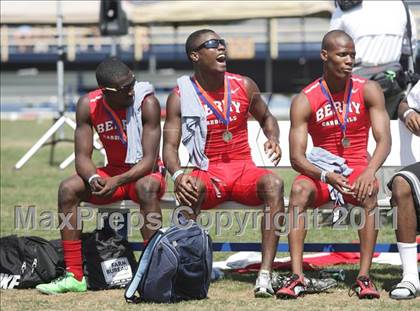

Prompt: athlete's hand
xmin=92 ymin=176 xmax=120 ymax=197
xmin=405 ymin=111 xmax=420 ymax=136
xmin=352 ymin=168 xmax=377 ymax=202
xmin=174 ymin=174 xmax=199 ymax=206
xmin=264 ymin=139 xmax=282 ymax=166
xmin=89 ymin=176 xmax=105 ymax=192
xmin=325 ymin=172 xmax=354 ymax=195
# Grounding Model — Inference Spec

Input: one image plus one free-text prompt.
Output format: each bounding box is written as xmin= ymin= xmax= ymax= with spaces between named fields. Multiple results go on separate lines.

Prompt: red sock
xmin=62 ymin=240 xmax=83 ymax=281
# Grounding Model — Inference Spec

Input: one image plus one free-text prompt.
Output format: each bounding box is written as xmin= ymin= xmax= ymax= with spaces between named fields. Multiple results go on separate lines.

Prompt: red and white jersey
xmin=176 ymin=72 xmax=252 ymax=162
xmin=88 ymin=89 xmax=129 ymax=167
xmin=303 ymin=75 xmax=370 ymax=166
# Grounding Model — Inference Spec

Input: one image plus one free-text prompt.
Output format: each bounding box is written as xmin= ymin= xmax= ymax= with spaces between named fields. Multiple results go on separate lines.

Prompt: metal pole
xmin=265 ymin=18 xmax=273 ymax=93
xmin=15 ymin=0 xmax=77 ymax=169
xmin=56 ymin=0 xmax=64 ymax=115
xmin=149 ymin=29 xmax=156 ymax=74
xmin=111 ymin=36 xmax=117 ymax=56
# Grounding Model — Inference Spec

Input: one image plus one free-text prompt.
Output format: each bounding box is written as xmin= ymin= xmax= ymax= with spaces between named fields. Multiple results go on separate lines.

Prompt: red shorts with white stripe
xmin=295 ymin=166 xmax=378 ymax=207
xmin=190 ymin=160 xmax=274 ymax=210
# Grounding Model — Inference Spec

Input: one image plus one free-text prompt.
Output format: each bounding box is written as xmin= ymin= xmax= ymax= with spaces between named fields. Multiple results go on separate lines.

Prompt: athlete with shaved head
xmin=277 ymin=30 xmax=391 ymax=299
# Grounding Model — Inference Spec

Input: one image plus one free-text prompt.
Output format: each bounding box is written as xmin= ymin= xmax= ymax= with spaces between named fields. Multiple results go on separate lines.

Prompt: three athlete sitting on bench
xmin=36 ymin=30 xmax=419 ymax=300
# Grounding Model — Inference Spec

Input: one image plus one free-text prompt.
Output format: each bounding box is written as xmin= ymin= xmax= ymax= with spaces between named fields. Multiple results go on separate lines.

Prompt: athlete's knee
xmin=260 ymin=174 xmax=284 ymax=192
xmin=58 ymin=177 xmax=83 ymax=212
xmin=290 ymin=181 xmax=313 ymax=205
xmin=259 ymin=174 xmax=284 ymax=193
xmin=369 ymin=181 xmax=380 ymax=197
xmin=392 ymin=176 xmax=412 ymax=200
xmin=136 ymin=177 xmax=161 ymax=202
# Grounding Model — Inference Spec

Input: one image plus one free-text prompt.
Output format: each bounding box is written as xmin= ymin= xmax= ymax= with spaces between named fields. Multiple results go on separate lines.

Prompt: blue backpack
xmin=124 ymin=218 xmax=212 ymax=303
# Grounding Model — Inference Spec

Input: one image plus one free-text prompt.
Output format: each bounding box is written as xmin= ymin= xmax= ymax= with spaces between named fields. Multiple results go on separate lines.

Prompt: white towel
xmin=177 ymin=76 xmax=209 ymax=170
xmin=125 ymin=81 xmax=154 ymax=164
xmin=307 ymin=147 xmax=354 ymax=207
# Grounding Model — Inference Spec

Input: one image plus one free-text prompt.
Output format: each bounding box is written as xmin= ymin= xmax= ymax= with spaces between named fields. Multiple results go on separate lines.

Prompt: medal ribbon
xmin=190 ymin=75 xmax=231 ymax=125
xmin=319 ymin=77 xmax=353 ymax=135
xmin=102 ymin=99 xmax=127 ymax=145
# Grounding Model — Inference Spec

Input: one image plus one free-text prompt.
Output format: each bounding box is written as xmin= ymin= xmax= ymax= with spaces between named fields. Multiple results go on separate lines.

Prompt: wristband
xmin=320 ymin=170 xmax=328 ymax=183
xmin=403 ymin=108 xmax=416 ymax=121
xmin=88 ymin=174 xmax=101 ymax=185
xmin=171 ymin=169 xmax=184 ymax=182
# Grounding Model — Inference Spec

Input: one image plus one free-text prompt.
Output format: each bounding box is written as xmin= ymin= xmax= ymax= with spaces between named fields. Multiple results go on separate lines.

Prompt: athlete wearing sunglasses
xmin=164 ymin=29 xmax=284 ymax=299
xmin=101 ymin=75 xmax=136 ymax=93
xmin=36 ymin=57 xmax=165 ymax=295
xmin=100 ymin=73 xmax=136 ymax=108
xmin=192 ymin=38 xmax=227 ymax=52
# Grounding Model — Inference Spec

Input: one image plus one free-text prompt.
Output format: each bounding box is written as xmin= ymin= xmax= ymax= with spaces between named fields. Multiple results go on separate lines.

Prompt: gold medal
xmin=222 ymin=130 xmax=233 ymax=142
xmin=342 ymin=136 xmax=350 ymax=148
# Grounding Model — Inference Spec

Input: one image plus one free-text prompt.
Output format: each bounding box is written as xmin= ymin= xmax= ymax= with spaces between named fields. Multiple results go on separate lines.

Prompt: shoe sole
xmin=358 ymin=294 xmax=380 ymax=299
xmin=389 ymin=295 xmax=416 ymax=300
xmin=36 ymin=288 xmax=61 ymax=295
xmin=36 ymin=287 xmax=86 ymax=295
xmin=389 ymin=288 xmax=420 ymax=300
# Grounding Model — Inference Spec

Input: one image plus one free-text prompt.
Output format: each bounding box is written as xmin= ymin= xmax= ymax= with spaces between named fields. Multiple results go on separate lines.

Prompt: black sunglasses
xmin=193 ymin=39 xmax=226 ymax=52
xmin=102 ymin=75 xmax=136 ymax=93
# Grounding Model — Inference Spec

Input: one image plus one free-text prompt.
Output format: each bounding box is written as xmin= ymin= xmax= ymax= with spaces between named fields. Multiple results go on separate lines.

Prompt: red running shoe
xmin=349 ymin=276 xmax=380 ymax=299
xmin=276 ymin=274 xmax=306 ymax=299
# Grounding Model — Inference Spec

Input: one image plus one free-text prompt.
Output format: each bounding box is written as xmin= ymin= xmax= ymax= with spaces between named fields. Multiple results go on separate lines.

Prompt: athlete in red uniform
xmin=87 ymin=89 xmax=165 ymax=205
xmin=276 ymin=30 xmax=391 ymax=299
xmin=295 ymin=74 xmax=372 ymax=207
xmin=163 ymin=29 xmax=285 ymax=298
xmin=36 ymin=57 xmax=165 ymax=295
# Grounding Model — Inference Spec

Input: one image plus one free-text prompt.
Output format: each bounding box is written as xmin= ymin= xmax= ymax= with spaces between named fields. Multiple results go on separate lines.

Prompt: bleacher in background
xmin=1 ymin=1 xmax=419 ymax=114
xmin=2 ymin=12 xmax=419 ymax=64
xmin=0 ymin=18 xmax=339 ymax=63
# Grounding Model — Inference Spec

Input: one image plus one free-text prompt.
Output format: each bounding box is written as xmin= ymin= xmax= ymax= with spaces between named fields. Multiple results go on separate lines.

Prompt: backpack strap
xmin=124 ymin=231 xmax=163 ymax=303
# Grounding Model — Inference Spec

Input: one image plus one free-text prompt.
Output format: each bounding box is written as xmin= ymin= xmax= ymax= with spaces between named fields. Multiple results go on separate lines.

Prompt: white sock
xmin=393 ymin=242 xmax=420 ymax=297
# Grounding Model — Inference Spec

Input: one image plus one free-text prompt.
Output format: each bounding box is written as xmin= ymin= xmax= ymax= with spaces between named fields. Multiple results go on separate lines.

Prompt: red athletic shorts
xmin=88 ymin=165 xmax=166 ymax=205
xmin=294 ymin=166 xmax=378 ymax=207
xmin=190 ymin=160 xmax=274 ymax=210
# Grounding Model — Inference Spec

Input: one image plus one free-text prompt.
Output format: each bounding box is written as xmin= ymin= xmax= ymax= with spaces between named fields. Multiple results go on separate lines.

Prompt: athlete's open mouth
xmin=216 ymin=54 xmax=226 ymax=63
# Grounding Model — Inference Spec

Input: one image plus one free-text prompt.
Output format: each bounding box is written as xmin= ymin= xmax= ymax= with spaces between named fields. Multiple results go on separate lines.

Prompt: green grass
xmin=1 ymin=119 xmax=418 ymax=311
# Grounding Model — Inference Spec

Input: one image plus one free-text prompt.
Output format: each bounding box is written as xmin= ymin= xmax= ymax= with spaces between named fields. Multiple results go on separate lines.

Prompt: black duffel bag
xmin=353 ymin=62 xmax=405 ymax=97
xmin=0 ymin=235 xmax=65 ymax=289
